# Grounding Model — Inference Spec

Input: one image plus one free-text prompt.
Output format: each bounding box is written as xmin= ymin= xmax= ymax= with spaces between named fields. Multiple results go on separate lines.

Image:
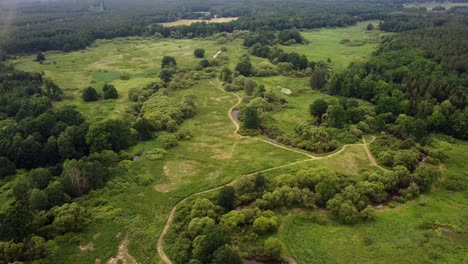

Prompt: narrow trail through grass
xmin=157 ymin=83 xmax=386 ymax=264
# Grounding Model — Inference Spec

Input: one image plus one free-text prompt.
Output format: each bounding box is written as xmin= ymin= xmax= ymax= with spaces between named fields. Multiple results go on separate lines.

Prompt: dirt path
xmin=157 ymin=83 xmax=387 ymax=264
xmin=362 ymin=136 xmax=389 ymax=172
xmin=209 ymin=81 xmax=317 ymax=159
xmin=157 ymin=158 xmax=313 ymax=264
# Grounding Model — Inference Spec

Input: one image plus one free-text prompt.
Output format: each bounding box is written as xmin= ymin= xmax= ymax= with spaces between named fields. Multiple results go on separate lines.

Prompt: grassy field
xmin=159 ymin=17 xmax=239 ymax=27
xmin=282 ymin=21 xmax=388 ymax=72
xmin=280 ymin=139 xmax=468 ymax=264
xmin=46 ymin=79 xmax=309 ymax=263
xmin=10 ymin=22 xmax=465 ymax=264
xmin=12 ymin=37 xmax=226 ymax=122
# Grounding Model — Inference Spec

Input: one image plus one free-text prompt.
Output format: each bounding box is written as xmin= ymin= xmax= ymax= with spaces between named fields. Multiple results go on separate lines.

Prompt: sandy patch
xmin=160 ymin=17 xmax=239 ymax=27
xmin=79 ymin=242 xmax=94 ymax=252
xmin=154 ymin=183 xmax=175 ymax=193
xmin=106 ymin=237 xmax=138 ymax=264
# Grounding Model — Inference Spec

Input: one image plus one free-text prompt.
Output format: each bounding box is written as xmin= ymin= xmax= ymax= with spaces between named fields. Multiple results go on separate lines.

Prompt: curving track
xmin=157 ymin=81 xmax=386 ymax=264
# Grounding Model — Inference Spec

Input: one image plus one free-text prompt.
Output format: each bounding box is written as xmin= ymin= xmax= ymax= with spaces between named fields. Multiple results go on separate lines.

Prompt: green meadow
xmin=282 ymin=21 xmax=388 ymax=72
xmin=280 ymin=140 xmax=468 ymax=264
xmin=8 ymin=22 xmax=467 ymax=263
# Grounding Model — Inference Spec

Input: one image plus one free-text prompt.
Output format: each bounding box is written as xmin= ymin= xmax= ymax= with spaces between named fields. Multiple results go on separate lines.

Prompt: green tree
xmin=243 ymin=107 xmax=260 ymax=129
xmin=13 ymin=177 xmax=31 ymax=205
xmin=412 ymin=165 xmax=441 ymax=192
xmin=192 ymin=225 xmax=231 ymax=263
xmin=160 ymin=68 xmax=173 ymax=83
xmin=81 ymin=87 xmax=99 ymax=102
xmin=199 ymin=59 xmax=210 ymax=68
xmin=29 ymin=168 xmax=52 ymax=189
xmin=393 ymin=150 xmax=420 ymax=171
xmin=255 ymin=174 xmax=266 ymax=190
xmin=43 ymin=79 xmax=63 ymax=101
xmin=0 ymin=203 xmax=32 ymax=241
xmin=310 ymin=69 xmax=328 ymax=90
xmin=194 ymin=48 xmax=205 ymax=58
xmin=219 ymin=67 xmax=233 ymax=83
xmin=30 ymin=189 xmax=48 ymax=211
xmin=55 ymin=107 xmax=84 ymax=126
xmin=263 ymin=237 xmax=282 ymax=260
xmin=253 ymin=216 xmax=277 ymax=234
xmin=310 ymin=99 xmax=329 ymax=118
xmin=36 ymin=52 xmax=45 ymax=63
xmin=217 ymin=186 xmax=236 ymax=211
xmin=367 ymin=23 xmax=374 ymax=30
xmin=220 ymin=211 xmax=245 ymax=229
xmin=212 ymin=246 xmax=242 ymax=264
xmin=235 ymin=60 xmax=254 ymax=76
xmin=188 ymin=217 xmax=215 ymax=238
xmin=133 ymin=118 xmax=154 ymax=140
xmin=48 ymin=202 xmax=89 ymax=235
xmin=326 ymin=104 xmax=346 ymax=128
xmin=102 ymin=83 xmax=118 ymax=99
xmin=244 ymin=79 xmax=257 ymax=96
xmin=45 ymin=181 xmax=70 ymax=207
xmin=0 ymin=157 xmax=15 ymax=179
xmin=86 ymin=119 xmax=132 ymax=153
xmin=161 ymin=56 xmax=177 ymax=68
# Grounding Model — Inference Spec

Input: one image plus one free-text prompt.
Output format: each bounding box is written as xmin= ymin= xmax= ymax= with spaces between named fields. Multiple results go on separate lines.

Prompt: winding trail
xmin=209 ymin=81 xmax=316 ymax=159
xmin=157 ymin=81 xmax=386 ymax=264
xmin=362 ymin=137 xmax=389 ymax=172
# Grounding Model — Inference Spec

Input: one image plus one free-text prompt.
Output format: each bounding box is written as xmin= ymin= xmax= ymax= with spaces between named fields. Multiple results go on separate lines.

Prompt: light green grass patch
xmin=280 ymin=139 xmax=468 ymax=263
xmin=282 ymin=21 xmax=388 ymax=72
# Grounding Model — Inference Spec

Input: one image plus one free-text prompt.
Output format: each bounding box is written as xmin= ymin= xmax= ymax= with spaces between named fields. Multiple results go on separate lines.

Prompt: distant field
xmin=282 ymin=21 xmax=388 ymax=72
xmin=159 ymin=17 xmax=239 ymax=27
xmin=403 ymin=1 xmax=468 ymax=10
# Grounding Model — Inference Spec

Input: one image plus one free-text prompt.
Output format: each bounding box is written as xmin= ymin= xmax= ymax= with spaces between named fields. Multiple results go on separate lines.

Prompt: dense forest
xmin=0 ymin=0 xmax=398 ymax=54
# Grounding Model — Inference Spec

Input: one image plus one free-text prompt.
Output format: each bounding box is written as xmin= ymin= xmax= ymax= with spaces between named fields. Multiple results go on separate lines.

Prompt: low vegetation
xmin=0 ymin=1 xmax=466 ymax=263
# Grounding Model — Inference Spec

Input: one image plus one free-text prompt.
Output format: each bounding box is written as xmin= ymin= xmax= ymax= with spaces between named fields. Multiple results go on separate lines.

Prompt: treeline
xmin=326 ymin=36 xmax=467 ymax=140
xmin=380 ymin=13 xmax=468 ymax=74
xmin=0 ymin=0 xmax=399 ymax=54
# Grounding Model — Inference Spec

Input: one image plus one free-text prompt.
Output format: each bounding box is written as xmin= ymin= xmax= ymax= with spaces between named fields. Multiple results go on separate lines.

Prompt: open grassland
xmin=12 ymin=37 xmax=227 ymax=122
xmin=280 ymin=139 xmax=468 ymax=263
xmin=47 ymin=80 xmax=310 ymax=263
xmin=282 ymin=21 xmax=388 ymax=71
xmin=10 ymin=23 xmax=463 ymax=264
xmin=253 ymin=76 xmax=324 ymax=134
xmin=159 ymin=17 xmax=239 ymax=27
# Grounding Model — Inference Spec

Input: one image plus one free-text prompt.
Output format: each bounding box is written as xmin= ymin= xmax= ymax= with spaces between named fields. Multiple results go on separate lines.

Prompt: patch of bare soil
xmin=154 ymin=183 xmax=174 ymax=193
xmin=79 ymin=242 xmax=94 ymax=252
xmin=106 ymin=237 xmax=138 ymax=264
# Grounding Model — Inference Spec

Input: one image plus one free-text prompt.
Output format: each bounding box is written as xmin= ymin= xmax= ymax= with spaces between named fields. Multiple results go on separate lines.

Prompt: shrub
xmin=253 ymin=216 xmax=278 ymax=234
xmin=145 ymin=148 xmax=167 ymax=161
xmin=235 ymin=60 xmax=254 ymax=76
xmin=102 ymin=84 xmax=118 ymax=99
xmin=160 ymin=134 xmax=178 ymax=149
xmin=263 ymin=237 xmax=282 ymax=260
xmin=194 ymin=49 xmax=205 ymax=58
xmin=199 ymin=59 xmax=210 ymax=68
xmin=212 ymin=246 xmax=242 ymax=264
xmin=217 ymin=186 xmax=236 ymax=211
xmin=120 ymin=72 xmax=130 ymax=80
xmin=161 ymin=56 xmax=177 ymax=68
xmin=81 ymin=87 xmax=99 ymax=102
